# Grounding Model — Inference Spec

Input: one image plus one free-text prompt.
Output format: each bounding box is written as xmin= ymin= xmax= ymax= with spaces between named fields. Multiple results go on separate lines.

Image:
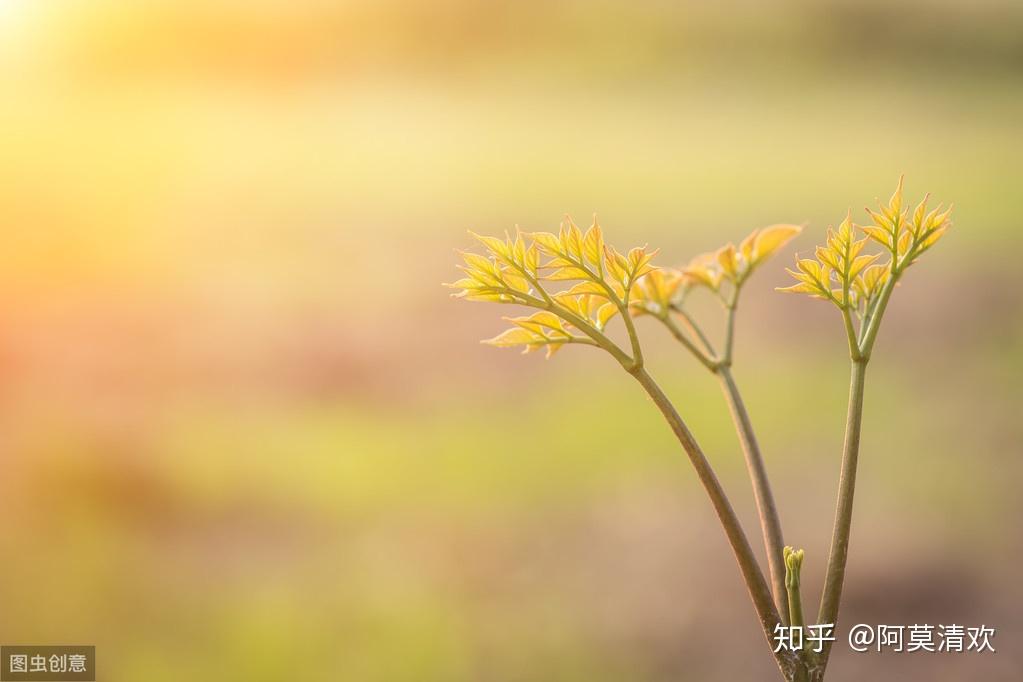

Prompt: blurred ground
xmin=0 ymin=1 xmax=1021 ymax=680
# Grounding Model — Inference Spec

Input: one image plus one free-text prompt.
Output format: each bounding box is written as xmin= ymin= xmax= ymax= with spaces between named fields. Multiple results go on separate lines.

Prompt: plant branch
xmin=671 ymin=305 xmax=717 ymax=357
xmin=719 ymin=365 xmax=789 ymax=625
xmin=620 ymin=307 xmax=645 ymax=369
xmin=660 ymin=315 xmax=718 ymax=372
xmin=630 ymin=367 xmax=799 ymax=679
xmin=722 ymin=288 xmax=739 ymax=365
xmin=662 ymin=292 xmax=789 ymax=626
xmin=841 ymin=307 xmax=861 ymax=361
xmin=814 ymin=359 xmax=867 ymax=673
xmin=857 ymin=275 xmax=898 ymax=359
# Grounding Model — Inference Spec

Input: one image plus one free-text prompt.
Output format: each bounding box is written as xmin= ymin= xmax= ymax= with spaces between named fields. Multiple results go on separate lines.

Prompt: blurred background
xmin=0 ymin=1 xmax=1021 ymax=680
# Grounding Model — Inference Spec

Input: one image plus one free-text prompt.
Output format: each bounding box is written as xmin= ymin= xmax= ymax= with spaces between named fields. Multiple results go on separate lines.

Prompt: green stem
xmin=662 ymin=297 xmax=789 ymax=628
xmin=841 ymin=308 xmax=860 ymax=361
xmin=719 ymin=365 xmax=789 ymax=625
xmin=630 ymin=367 xmax=799 ymax=679
xmin=857 ymin=276 xmax=898 ymax=358
xmin=617 ymin=293 xmax=644 ymax=370
xmin=815 ymin=359 xmax=868 ymax=673
xmin=661 ymin=316 xmax=718 ymax=372
xmin=672 ymin=306 xmax=717 ymax=357
xmin=723 ymin=290 xmax=739 ymax=364
xmin=788 ymin=584 xmax=805 ymax=631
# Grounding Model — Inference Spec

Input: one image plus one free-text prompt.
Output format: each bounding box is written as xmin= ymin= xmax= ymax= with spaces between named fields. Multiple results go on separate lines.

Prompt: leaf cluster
xmin=448 ymin=216 xmax=803 ymax=369
xmin=444 ymin=217 xmax=656 ymax=360
xmin=627 ymin=225 xmax=802 ymax=320
xmin=778 ymin=177 xmax=952 ymax=355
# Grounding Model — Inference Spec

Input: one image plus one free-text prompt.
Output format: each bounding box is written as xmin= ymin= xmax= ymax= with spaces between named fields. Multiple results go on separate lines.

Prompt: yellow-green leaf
xmin=529 ymin=231 xmax=562 ymax=256
xmin=862 ymin=225 xmax=892 ymax=248
xmin=683 ymin=253 xmax=722 ymax=291
xmin=887 ymin=174 xmax=904 ymax=216
xmin=482 ymin=327 xmax=537 ymax=347
xmin=716 ymin=243 xmax=738 ymax=279
xmin=564 ymin=280 xmax=610 ymax=297
xmin=848 ymin=253 xmax=880 ymax=280
xmin=468 ymin=231 xmax=511 ymax=261
xmin=560 ymin=219 xmax=584 ymax=260
xmin=595 ymin=301 xmax=619 ymax=329
xmin=544 ymin=266 xmax=591 ymax=281
xmin=751 ymin=224 xmax=801 ymax=265
xmin=604 ymin=245 xmax=629 ymax=284
xmin=583 ymin=220 xmax=605 ymax=273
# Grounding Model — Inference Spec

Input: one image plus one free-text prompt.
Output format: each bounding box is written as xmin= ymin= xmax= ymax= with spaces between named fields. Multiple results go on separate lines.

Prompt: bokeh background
xmin=0 ymin=1 xmax=1021 ymax=680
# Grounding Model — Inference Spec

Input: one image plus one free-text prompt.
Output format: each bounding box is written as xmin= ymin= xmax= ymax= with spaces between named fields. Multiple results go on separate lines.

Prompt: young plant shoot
xmin=445 ymin=178 xmax=951 ymax=681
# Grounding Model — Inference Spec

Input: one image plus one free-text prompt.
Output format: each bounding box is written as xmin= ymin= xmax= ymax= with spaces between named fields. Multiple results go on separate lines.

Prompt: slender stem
xmin=857 ymin=293 xmax=883 ymax=347
xmin=672 ymin=306 xmax=717 ymax=357
xmin=663 ymin=296 xmax=789 ymax=626
xmin=661 ymin=316 xmax=718 ymax=372
xmin=719 ymin=366 xmax=789 ymax=625
xmin=620 ymin=308 xmax=644 ymax=370
xmin=815 ymin=359 xmax=868 ymax=672
xmin=723 ymin=290 xmax=739 ymax=365
xmin=613 ymin=275 xmax=644 ymax=369
xmin=857 ymin=276 xmax=898 ymax=359
xmin=840 ymin=308 xmax=860 ymax=361
xmin=787 ymin=583 xmax=804 ymax=631
xmin=630 ymin=367 xmax=799 ymax=679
